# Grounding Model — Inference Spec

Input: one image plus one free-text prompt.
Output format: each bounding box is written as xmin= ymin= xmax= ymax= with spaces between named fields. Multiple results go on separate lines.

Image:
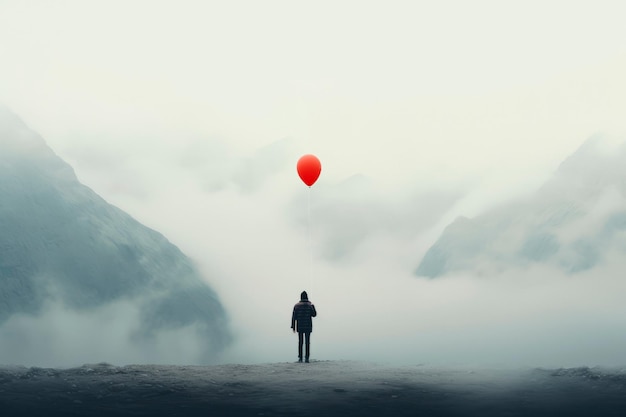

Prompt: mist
xmin=196 ymin=178 xmax=626 ymax=368
xmin=2 ymin=111 xmax=626 ymax=368
xmin=2 ymin=1 xmax=626 ymax=368
xmin=0 ymin=296 xmax=212 ymax=368
xmin=88 ymin=140 xmax=624 ymax=368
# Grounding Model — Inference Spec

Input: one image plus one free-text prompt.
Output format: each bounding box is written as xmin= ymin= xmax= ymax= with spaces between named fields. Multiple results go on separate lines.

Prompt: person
xmin=291 ymin=291 xmax=317 ymax=363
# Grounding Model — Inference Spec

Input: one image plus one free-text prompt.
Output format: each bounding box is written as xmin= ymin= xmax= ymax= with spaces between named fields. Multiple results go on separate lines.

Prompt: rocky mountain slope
xmin=416 ymin=136 xmax=626 ymax=277
xmin=0 ymin=108 xmax=230 ymax=364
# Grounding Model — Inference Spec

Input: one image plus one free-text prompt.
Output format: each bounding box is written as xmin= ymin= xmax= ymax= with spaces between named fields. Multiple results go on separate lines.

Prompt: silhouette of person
xmin=291 ymin=291 xmax=317 ymax=363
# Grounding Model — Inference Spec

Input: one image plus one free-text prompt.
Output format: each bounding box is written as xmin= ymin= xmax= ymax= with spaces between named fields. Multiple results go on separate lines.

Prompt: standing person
xmin=291 ymin=291 xmax=317 ymax=363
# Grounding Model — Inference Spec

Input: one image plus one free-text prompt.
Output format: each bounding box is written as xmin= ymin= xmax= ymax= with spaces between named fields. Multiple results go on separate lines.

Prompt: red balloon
xmin=297 ymin=154 xmax=322 ymax=187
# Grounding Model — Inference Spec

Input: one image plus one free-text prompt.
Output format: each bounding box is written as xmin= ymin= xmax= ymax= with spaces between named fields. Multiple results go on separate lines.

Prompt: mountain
xmin=0 ymin=108 xmax=230 ymax=363
xmin=416 ymin=135 xmax=626 ymax=278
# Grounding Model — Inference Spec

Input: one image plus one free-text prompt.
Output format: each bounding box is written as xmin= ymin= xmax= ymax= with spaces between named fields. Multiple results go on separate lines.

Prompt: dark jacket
xmin=291 ymin=300 xmax=317 ymax=333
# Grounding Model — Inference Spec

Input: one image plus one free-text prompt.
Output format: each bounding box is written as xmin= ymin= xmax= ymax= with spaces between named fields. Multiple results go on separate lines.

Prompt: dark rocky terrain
xmin=1 ymin=361 xmax=625 ymax=416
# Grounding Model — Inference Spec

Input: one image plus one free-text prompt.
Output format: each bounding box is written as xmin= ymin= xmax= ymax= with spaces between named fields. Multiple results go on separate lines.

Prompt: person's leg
xmin=305 ymin=332 xmax=311 ymax=362
xmin=298 ymin=332 xmax=304 ymax=361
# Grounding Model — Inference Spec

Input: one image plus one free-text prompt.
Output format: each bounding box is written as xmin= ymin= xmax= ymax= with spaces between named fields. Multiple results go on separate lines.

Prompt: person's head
xmin=300 ymin=291 xmax=308 ymax=301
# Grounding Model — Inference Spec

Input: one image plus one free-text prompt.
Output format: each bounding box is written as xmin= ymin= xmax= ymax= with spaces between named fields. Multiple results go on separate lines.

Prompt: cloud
xmin=229 ymin=138 xmax=298 ymax=194
xmin=287 ymin=174 xmax=464 ymax=263
xmin=210 ymin=233 xmax=626 ymax=368
xmin=40 ymin=129 xmax=623 ymax=369
xmin=0 ymin=297 xmax=214 ymax=368
xmin=2 ymin=1 xmax=626 ymax=369
xmin=177 ymin=138 xmax=626 ymax=369
xmin=4 ymin=105 xmax=626 ymax=369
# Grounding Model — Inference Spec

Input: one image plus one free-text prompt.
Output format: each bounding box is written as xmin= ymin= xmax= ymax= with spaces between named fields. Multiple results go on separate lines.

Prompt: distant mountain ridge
xmin=416 ymin=135 xmax=626 ymax=278
xmin=0 ymin=108 xmax=230 ymax=362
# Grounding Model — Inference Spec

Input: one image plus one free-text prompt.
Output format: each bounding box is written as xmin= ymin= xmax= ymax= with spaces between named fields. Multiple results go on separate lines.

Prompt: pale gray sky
xmin=2 ymin=1 xmax=626 ymax=189
xmin=2 ymin=1 xmax=626 ymax=366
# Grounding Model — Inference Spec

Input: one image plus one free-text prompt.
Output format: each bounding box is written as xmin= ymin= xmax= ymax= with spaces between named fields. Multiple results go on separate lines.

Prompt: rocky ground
xmin=1 ymin=361 xmax=625 ymax=416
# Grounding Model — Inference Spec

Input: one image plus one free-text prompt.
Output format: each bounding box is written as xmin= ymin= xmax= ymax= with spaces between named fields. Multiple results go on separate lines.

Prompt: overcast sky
xmin=2 ymin=1 xmax=626 ymax=367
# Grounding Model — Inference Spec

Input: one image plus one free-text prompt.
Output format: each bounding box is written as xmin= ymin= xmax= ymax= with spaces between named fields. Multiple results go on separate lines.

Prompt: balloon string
xmin=308 ymin=186 xmax=312 ymax=288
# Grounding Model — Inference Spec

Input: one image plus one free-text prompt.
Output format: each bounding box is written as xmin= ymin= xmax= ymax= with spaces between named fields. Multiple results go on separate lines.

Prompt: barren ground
xmin=1 ymin=361 xmax=625 ymax=416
